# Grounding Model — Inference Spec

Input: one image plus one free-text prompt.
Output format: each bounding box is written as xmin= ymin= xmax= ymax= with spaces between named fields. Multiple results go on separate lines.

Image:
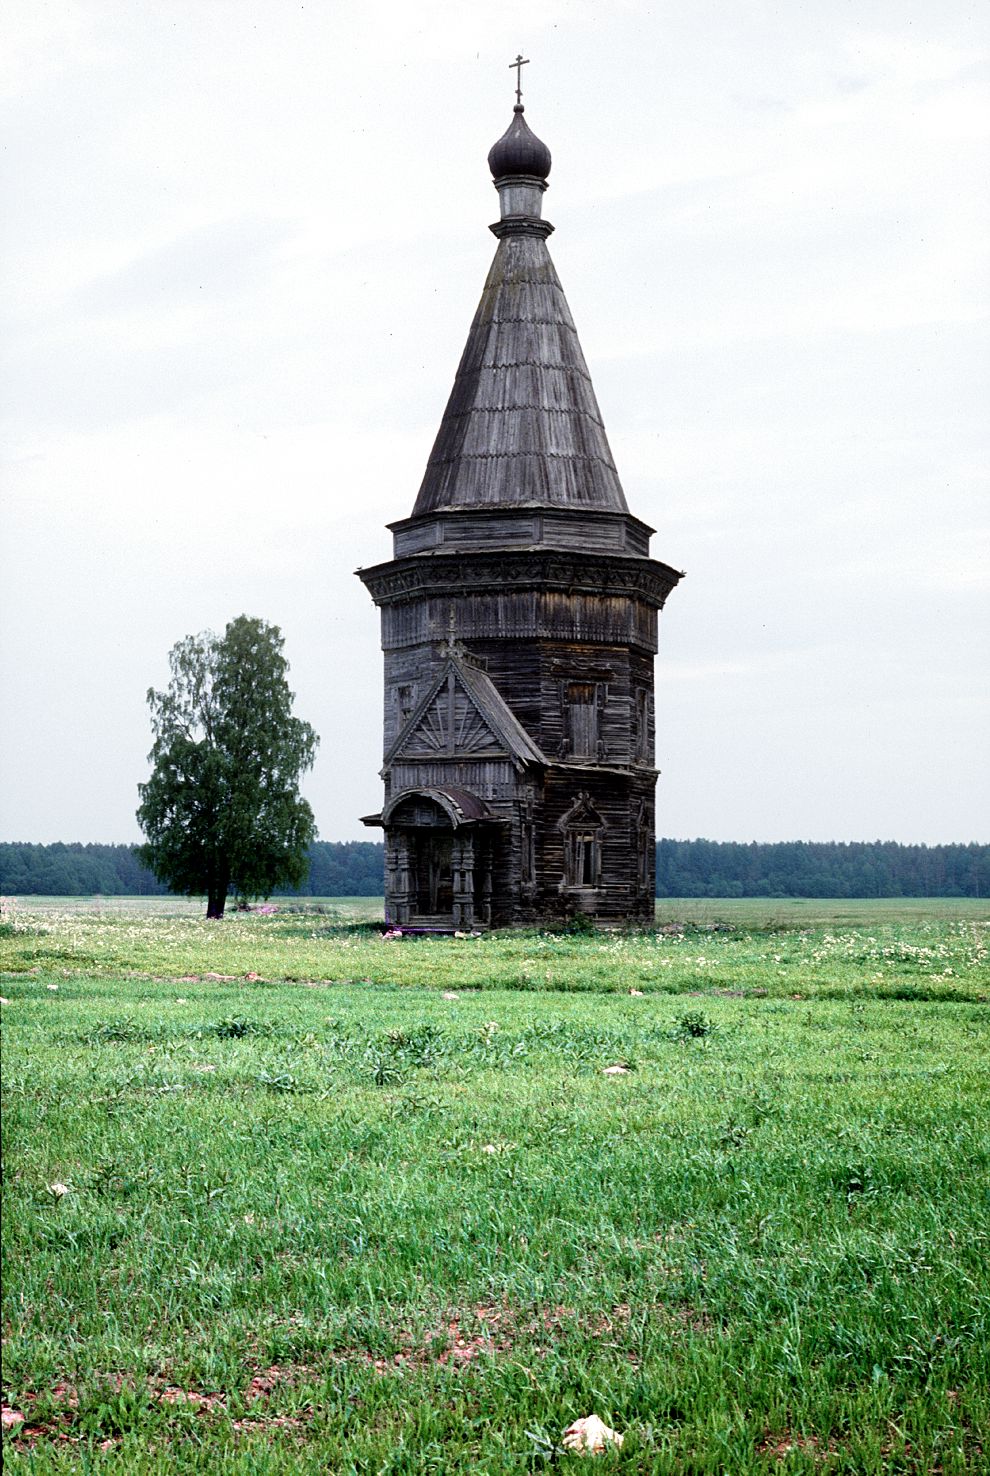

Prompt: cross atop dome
xmin=510 ymin=53 xmax=529 ymax=105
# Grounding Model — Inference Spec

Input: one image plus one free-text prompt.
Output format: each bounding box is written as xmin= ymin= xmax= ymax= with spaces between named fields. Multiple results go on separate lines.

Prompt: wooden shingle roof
xmin=411 ymin=231 xmax=629 ymax=516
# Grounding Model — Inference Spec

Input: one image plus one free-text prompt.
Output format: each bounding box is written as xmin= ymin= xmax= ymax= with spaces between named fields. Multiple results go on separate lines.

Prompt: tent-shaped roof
xmin=411 ymin=130 xmax=629 ymax=517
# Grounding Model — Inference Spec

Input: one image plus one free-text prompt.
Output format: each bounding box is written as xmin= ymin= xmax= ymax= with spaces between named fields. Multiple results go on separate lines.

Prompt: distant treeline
xmin=1 ymin=838 xmax=987 ymax=899
xmin=655 ymin=839 xmax=988 ymax=898
xmin=0 ymin=841 xmax=384 ymax=898
xmin=0 ymin=843 xmax=170 ymax=897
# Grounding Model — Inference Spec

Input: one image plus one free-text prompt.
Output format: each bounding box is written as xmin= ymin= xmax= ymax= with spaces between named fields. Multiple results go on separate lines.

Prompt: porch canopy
xmin=371 ymin=787 xmax=506 ymax=930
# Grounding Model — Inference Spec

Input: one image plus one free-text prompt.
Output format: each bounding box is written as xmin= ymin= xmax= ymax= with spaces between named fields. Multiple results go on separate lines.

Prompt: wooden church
xmin=359 ymin=84 xmax=682 ymax=928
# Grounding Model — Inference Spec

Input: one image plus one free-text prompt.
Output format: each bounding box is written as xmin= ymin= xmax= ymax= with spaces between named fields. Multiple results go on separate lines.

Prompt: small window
xmin=580 ymin=832 xmax=599 ymax=885
xmin=565 ymin=682 xmax=599 ymax=760
xmin=635 ymin=689 xmax=651 ymax=762
xmin=564 ymin=829 xmax=601 ymax=887
xmin=521 ymin=820 xmax=535 ymax=883
xmin=396 ymin=684 xmax=415 ymax=724
xmin=636 ymin=801 xmax=653 ymax=888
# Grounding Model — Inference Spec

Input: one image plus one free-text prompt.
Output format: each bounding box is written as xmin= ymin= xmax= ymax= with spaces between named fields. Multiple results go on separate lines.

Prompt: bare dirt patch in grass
xmin=757 ymin=1430 xmax=840 ymax=1462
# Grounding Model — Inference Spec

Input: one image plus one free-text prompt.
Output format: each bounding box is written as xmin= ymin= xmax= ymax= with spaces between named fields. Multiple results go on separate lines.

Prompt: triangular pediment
xmin=385 ymin=658 xmax=546 ymax=771
xmin=394 ymin=674 xmax=504 ymax=759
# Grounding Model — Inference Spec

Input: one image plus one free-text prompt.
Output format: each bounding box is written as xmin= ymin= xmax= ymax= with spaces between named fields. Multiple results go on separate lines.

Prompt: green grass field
xmin=2 ymin=899 xmax=988 ymax=1472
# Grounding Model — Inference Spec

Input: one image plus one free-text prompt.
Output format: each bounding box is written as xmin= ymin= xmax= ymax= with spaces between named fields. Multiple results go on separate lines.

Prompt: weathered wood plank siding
xmin=358 ymin=104 xmax=681 ymax=928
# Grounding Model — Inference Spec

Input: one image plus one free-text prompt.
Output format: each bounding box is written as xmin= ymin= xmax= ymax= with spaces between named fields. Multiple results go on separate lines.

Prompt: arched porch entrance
xmin=382 ymin=787 xmax=497 ymax=930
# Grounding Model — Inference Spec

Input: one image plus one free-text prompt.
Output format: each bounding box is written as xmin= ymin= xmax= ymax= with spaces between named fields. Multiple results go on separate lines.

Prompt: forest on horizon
xmin=1 ymin=839 xmax=986 ymax=899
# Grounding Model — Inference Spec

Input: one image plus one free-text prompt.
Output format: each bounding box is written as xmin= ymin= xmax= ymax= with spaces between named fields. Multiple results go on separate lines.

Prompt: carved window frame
xmin=558 ymin=792 xmax=606 ymax=890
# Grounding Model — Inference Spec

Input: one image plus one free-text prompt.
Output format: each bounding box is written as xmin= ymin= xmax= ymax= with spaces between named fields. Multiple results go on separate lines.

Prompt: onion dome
xmin=487 ymin=105 xmax=552 ymax=180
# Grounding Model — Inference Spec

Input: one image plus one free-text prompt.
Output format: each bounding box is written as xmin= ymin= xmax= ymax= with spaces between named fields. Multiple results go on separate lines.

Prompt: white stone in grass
xmin=47 ymin=984 xmax=59 ymax=992
xmin=601 ymin=1064 xmax=630 ymax=1075
xmin=0 ymin=997 xmax=10 ymax=1006
xmin=481 ymin=1143 xmax=498 ymax=1154
xmin=47 ymin=1182 xmax=70 ymax=1197
xmin=442 ymin=990 xmax=460 ymax=1000
xmin=562 ymin=1415 xmax=624 ymax=1454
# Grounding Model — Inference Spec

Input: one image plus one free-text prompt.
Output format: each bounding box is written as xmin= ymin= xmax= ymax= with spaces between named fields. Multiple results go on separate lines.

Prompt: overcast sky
xmin=2 ymin=0 xmax=987 ymax=847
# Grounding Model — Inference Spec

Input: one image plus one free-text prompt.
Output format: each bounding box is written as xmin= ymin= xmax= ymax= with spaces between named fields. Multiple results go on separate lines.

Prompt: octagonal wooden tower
xmin=359 ymin=100 xmax=682 ymax=928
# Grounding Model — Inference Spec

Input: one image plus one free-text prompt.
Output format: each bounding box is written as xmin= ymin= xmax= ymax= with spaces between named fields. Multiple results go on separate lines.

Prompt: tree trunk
xmin=206 ymin=880 xmax=228 ymax=919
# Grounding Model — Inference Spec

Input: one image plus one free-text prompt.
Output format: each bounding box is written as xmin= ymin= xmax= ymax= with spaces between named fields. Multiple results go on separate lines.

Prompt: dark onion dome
xmin=487 ymin=104 xmax=551 ymax=179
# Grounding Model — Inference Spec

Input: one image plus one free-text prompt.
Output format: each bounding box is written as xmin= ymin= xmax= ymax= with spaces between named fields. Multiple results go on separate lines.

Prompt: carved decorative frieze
xmin=360 ymin=550 xmax=681 ymax=609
